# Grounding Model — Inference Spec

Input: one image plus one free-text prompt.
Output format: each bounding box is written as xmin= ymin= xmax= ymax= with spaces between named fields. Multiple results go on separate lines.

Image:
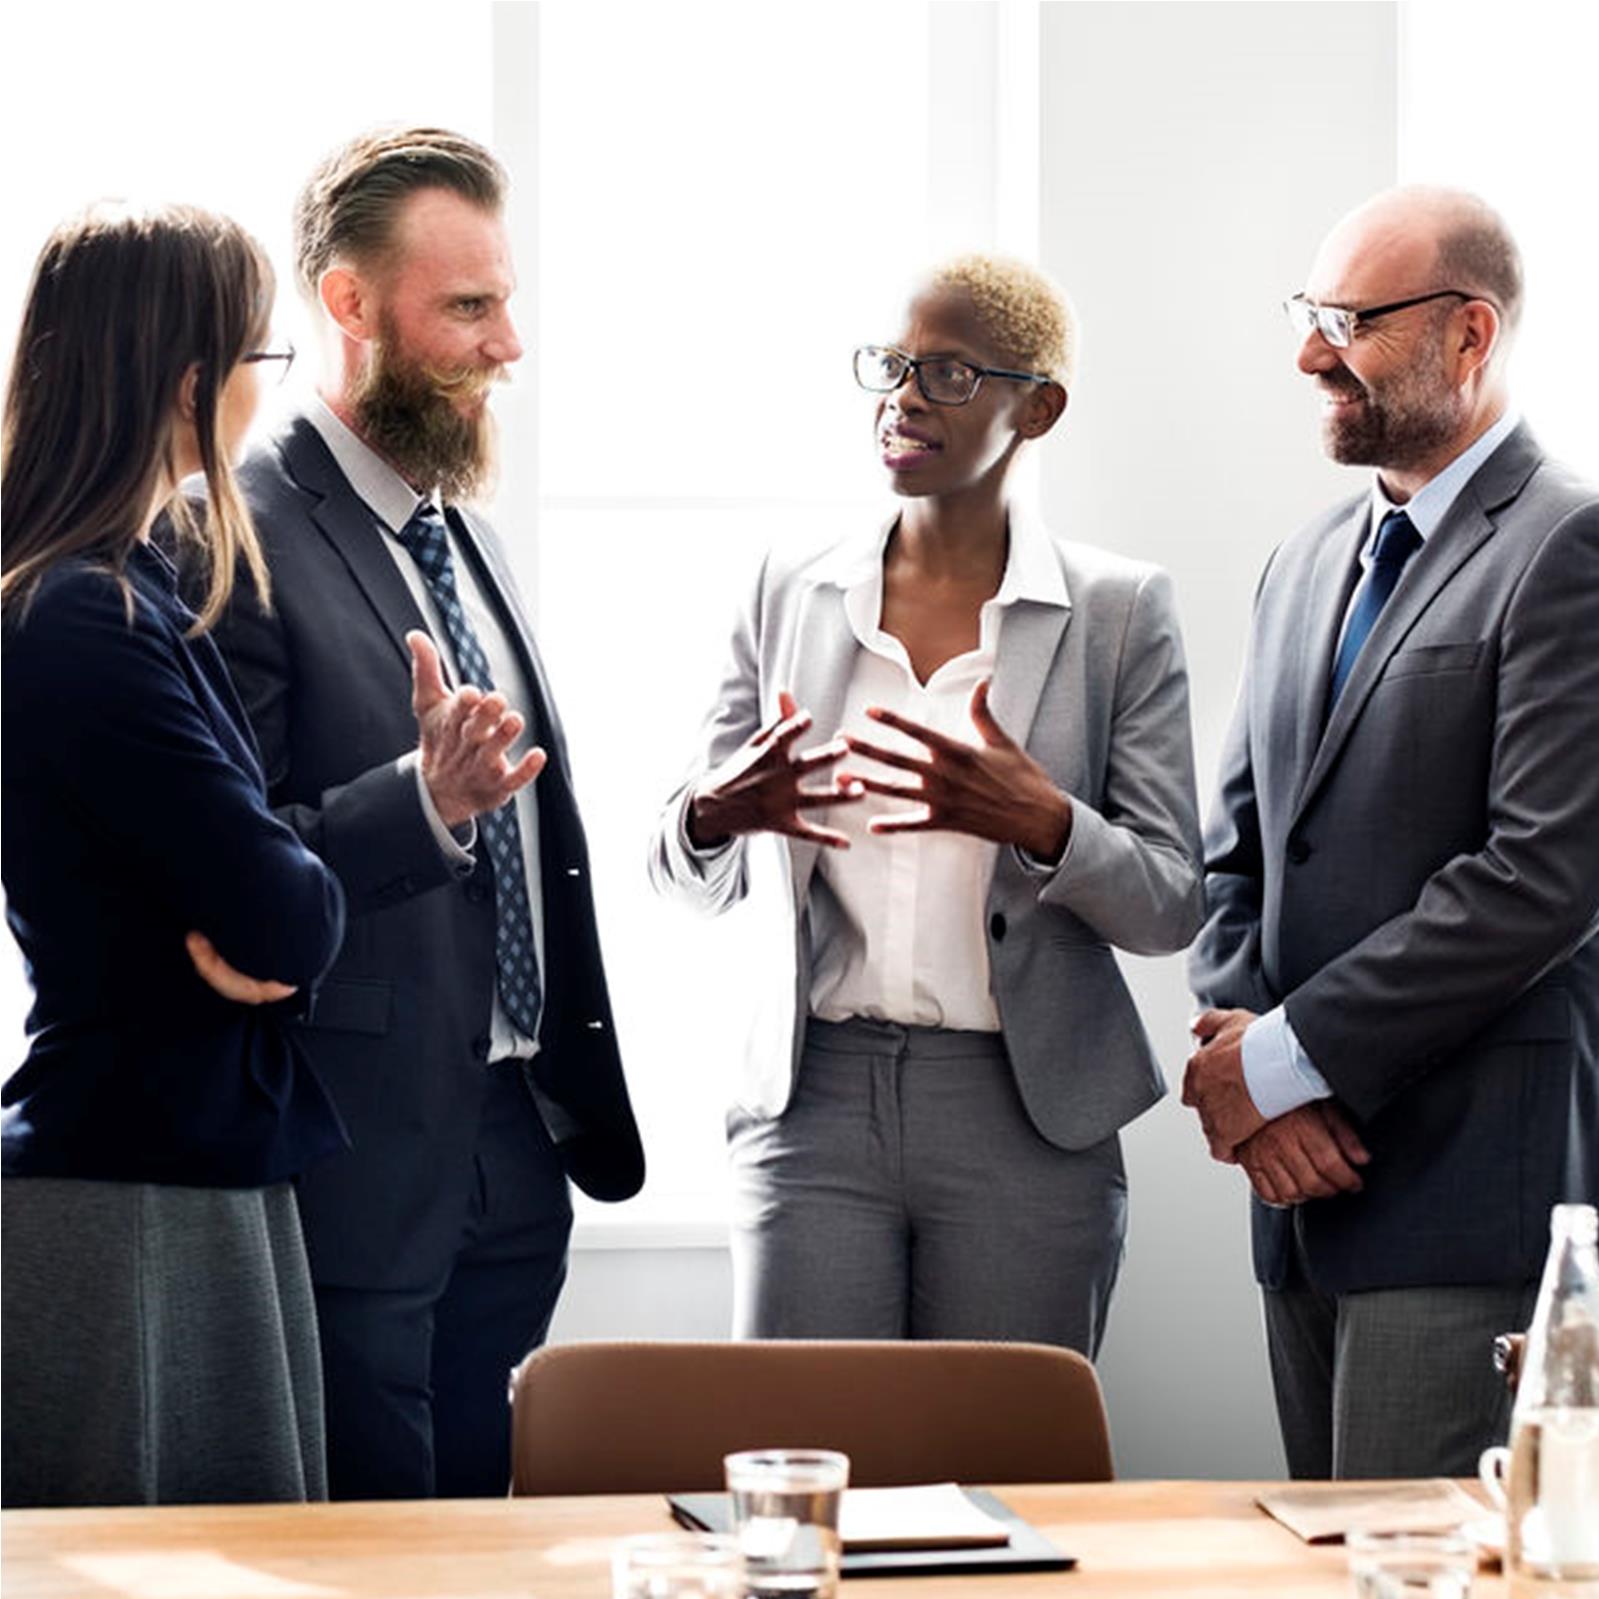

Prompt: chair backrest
xmin=509 ymin=1339 xmax=1113 ymax=1495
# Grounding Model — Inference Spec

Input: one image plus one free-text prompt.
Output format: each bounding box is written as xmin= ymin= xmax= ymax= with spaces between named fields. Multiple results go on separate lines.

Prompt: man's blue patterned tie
xmin=396 ymin=502 xmax=543 ymax=1041
xmin=1328 ymin=508 xmax=1422 ymax=708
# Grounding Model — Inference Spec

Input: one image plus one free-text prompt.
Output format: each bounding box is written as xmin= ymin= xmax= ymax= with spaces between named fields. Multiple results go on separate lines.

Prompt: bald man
xmin=1185 ymin=188 xmax=1599 ymax=1477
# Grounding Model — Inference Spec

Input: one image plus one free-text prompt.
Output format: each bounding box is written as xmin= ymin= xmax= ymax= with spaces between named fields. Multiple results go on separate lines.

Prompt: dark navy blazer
xmin=2 ymin=542 xmax=347 ymax=1186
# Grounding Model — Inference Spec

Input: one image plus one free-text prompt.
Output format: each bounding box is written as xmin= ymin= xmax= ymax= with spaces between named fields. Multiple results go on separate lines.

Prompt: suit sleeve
xmin=1188 ymin=553 xmax=1282 ymax=1014
xmin=211 ymin=566 xmax=469 ymax=919
xmin=15 ymin=573 xmax=344 ymax=986
xmin=1287 ymin=498 xmax=1599 ymax=1118
xmin=646 ymin=552 xmax=771 ymax=913
xmin=1033 ymin=568 xmax=1205 ymax=955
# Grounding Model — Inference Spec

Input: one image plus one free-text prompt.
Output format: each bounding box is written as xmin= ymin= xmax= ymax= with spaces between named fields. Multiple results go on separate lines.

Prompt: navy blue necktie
xmin=396 ymin=503 xmax=543 ymax=1041
xmin=1328 ymin=509 xmax=1422 ymax=708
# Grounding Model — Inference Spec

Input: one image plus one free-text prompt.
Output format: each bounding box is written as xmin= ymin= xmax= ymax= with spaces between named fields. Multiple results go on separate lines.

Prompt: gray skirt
xmin=2 ymin=1176 xmax=326 ymax=1507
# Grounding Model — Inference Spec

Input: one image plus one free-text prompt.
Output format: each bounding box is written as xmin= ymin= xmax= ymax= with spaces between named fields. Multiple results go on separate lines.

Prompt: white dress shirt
xmin=308 ymin=396 xmax=545 ymax=1062
xmin=806 ymin=511 xmax=1068 ymax=1031
xmin=1241 ymin=407 xmax=1522 ymax=1118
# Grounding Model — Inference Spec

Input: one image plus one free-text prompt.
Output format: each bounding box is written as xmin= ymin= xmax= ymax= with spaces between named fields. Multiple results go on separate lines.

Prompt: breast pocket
xmin=300 ymin=977 xmax=393 ymax=1036
xmin=1382 ymin=640 xmax=1486 ymax=680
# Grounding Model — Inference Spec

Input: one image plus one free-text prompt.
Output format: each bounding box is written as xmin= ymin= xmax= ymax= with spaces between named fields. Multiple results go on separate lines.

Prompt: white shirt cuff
xmin=1241 ymin=1005 xmax=1333 ymax=1119
xmin=401 ymin=751 xmax=476 ymax=872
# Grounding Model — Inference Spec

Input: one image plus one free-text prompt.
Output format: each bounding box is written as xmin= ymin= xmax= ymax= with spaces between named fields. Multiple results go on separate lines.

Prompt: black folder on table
xmin=667 ymin=1487 xmax=1075 ymax=1578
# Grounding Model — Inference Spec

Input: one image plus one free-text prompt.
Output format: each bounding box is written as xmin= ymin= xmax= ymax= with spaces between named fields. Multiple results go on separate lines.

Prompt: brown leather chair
xmin=509 ymin=1339 xmax=1113 ymax=1495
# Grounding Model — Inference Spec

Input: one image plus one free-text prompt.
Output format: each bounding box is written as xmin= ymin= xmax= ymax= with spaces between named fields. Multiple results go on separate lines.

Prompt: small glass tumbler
xmin=611 ymin=1531 xmax=744 ymax=1599
xmin=724 ymin=1447 xmax=850 ymax=1599
xmin=1346 ymin=1529 xmax=1477 ymax=1599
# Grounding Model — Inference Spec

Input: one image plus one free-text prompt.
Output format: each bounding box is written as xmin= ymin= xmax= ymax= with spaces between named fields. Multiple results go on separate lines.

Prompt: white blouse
xmin=808 ymin=517 xmax=1058 ymax=1032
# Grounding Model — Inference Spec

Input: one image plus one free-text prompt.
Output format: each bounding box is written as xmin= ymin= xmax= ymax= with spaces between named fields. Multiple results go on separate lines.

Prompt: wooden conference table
xmin=2 ymin=1480 xmax=1506 ymax=1599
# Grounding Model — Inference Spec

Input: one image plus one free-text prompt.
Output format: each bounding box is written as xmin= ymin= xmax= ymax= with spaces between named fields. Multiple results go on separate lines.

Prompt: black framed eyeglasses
xmin=242 ymin=340 xmax=296 ymax=384
xmin=1283 ymin=290 xmax=1487 ymax=349
xmin=853 ymin=344 xmax=1053 ymax=407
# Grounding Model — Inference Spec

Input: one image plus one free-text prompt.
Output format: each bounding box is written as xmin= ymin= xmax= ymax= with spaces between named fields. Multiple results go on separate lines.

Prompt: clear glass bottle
xmin=1506 ymin=1203 xmax=1599 ymax=1593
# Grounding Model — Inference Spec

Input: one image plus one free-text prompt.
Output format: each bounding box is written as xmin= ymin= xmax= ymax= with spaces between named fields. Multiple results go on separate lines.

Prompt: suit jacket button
xmin=989 ymin=912 xmax=1007 ymax=941
xmin=466 ymin=881 xmax=489 ymax=904
xmin=1287 ymin=836 xmax=1312 ymax=864
xmin=471 ymin=1034 xmax=492 ymax=1061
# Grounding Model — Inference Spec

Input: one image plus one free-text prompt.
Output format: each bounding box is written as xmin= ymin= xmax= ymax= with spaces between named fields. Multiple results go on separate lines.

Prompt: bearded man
xmin=1184 ymin=186 xmax=1599 ymax=1478
xmin=209 ymin=127 xmax=643 ymax=1499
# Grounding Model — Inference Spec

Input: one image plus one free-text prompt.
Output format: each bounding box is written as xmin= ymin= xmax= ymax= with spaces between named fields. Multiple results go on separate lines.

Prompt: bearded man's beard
xmin=1317 ymin=324 xmax=1467 ymax=474
xmin=353 ymin=334 xmax=501 ymax=502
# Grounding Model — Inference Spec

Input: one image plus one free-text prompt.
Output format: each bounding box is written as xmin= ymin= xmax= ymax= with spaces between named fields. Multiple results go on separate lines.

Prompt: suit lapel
xmin=1286 ymin=500 xmax=1368 ymax=816
xmin=784 ymin=574 xmax=862 ymax=912
xmin=1293 ymin=424 xmax=1542 ymax=822
xmin=989 ymin=599 xmax=1071 ymax=752
xmin=449 ymin=507 xmax=582 ymax=808
xmin=277 ymin=417 xmax=425 ymax=674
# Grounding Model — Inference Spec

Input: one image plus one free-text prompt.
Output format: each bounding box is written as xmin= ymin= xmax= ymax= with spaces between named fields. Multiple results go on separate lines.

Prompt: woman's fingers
xmin=185 ymin=931 xmax=297 ymax=1005
xmin=840 ymin=734 xmax=929 ymax=775
xmin=863 ymin=703 xmax=964 ymax=755
xmin=792 ymin=781 xmax=865 ymax=810
xmin=793 ymin=738 xmax=850 ymax=771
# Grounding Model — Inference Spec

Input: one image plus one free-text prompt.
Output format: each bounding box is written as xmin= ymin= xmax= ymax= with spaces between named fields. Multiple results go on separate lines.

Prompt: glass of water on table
xmin=612 ymin=1531 xmax=743 ymax=1598
xmin=1345 ymin=1529 xmax=1476 ymax=1598
xmin=724 ymin=1448 xmax=849 ymax=1599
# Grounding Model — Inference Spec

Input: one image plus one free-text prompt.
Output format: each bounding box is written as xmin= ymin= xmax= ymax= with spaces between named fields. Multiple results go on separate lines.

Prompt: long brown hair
xmin=2 ymin=201 xmax=273 ymax=631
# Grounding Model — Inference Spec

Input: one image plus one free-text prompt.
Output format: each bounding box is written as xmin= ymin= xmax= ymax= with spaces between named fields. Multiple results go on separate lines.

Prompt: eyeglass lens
xmin=1285 ymin=299 xmax=1351 ymax=348
xmin=854 ymin=347 xmax=980 ymax=405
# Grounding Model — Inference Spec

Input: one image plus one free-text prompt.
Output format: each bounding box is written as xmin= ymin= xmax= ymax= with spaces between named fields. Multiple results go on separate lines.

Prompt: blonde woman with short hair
xmin=651 ymin=256 xmax=1203 ymax=1348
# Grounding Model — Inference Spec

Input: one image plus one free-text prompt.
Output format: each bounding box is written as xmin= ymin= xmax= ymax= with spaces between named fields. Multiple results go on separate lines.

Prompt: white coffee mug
xmin=1477 ymin=1443 xmax=1510 ymax=1510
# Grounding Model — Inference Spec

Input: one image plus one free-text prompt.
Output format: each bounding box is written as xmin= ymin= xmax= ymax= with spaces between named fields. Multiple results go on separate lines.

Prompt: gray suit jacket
xmin=1189 ymin=423 xmax=1599 ymax=1293
xmin=650 ymin=508 xmax=1203 ymax=1150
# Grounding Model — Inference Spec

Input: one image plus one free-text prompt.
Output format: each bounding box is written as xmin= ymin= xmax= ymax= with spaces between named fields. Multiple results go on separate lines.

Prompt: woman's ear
xmin=176 ymin=362 xmax=201 ymax=423
xmin=1019 ymin=380 xmax=1068 ymax=440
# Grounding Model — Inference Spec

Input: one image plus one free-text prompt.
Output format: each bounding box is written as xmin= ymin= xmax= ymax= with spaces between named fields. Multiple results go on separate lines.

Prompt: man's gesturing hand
xmin=408 ymin=631 xmax=546 ymax=829
xmin=687 ymin=690 xmax=864 ymax=850
xmin=186 ymin=931 xmax=296 ymax=1005
xmin=839 ymin=679 xmax=1073 ymax=861
xmin=1235 ymin=1101 xmax=1371 ymax=1207
xmin=1183 ymin=1007 xmax=1267 ymax=1160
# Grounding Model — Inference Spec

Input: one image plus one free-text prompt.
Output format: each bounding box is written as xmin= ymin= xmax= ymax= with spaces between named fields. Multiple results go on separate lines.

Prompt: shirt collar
xmin=818 ymin=501 xmax=1069 ymax=611
xmin=306 ymin=394 xmax=430 ymax=535
xmin=1369 ymin=407 xmax=1520 ymax=546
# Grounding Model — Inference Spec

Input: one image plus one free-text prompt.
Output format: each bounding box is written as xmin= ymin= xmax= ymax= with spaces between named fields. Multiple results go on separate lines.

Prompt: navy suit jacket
xmin=1189 ymin=425 xmax=1599 ymax=1294
xmin=2 ymin=543 xmax=347 ymax=1186
xmin=209 ymin=415 xmax=643 ymax=1290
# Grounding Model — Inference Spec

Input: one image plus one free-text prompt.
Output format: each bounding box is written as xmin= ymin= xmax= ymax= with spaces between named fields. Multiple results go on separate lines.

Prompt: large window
xmin=535 ymin=1 xmax=936 ymax=1229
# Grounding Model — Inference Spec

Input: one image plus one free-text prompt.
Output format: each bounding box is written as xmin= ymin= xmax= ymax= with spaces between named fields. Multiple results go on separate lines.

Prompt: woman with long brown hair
xmin=1 ymin=203 xmax=347 ymax=1506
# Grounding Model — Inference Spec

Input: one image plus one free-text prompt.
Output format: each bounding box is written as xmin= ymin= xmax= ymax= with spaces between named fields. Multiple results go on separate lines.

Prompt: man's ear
xmin=1454 ymin=298 xmax=1502 ymax=383
xmin=319 ymin=264 xmax=377 ymax=342
xmin=1019 ymin=380 xmax=1068 ymax=440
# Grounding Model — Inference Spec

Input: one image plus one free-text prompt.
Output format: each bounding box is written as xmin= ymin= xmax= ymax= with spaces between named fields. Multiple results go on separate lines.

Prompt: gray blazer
xmin=1189 ymin=423 xmax=1599 ymax=1293
xmin=650 ymin=508 xmax=1203 ymax=1150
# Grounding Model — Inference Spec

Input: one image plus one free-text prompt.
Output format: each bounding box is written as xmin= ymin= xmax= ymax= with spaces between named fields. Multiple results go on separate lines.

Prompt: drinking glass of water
xmin=724 ymin=1447 xmax=849 ymax=1599
xmin=612 ymin=1531 xmax=743 ymax=1599
xmin=1346 ymin=1529 xmax=1476 ymax=1598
